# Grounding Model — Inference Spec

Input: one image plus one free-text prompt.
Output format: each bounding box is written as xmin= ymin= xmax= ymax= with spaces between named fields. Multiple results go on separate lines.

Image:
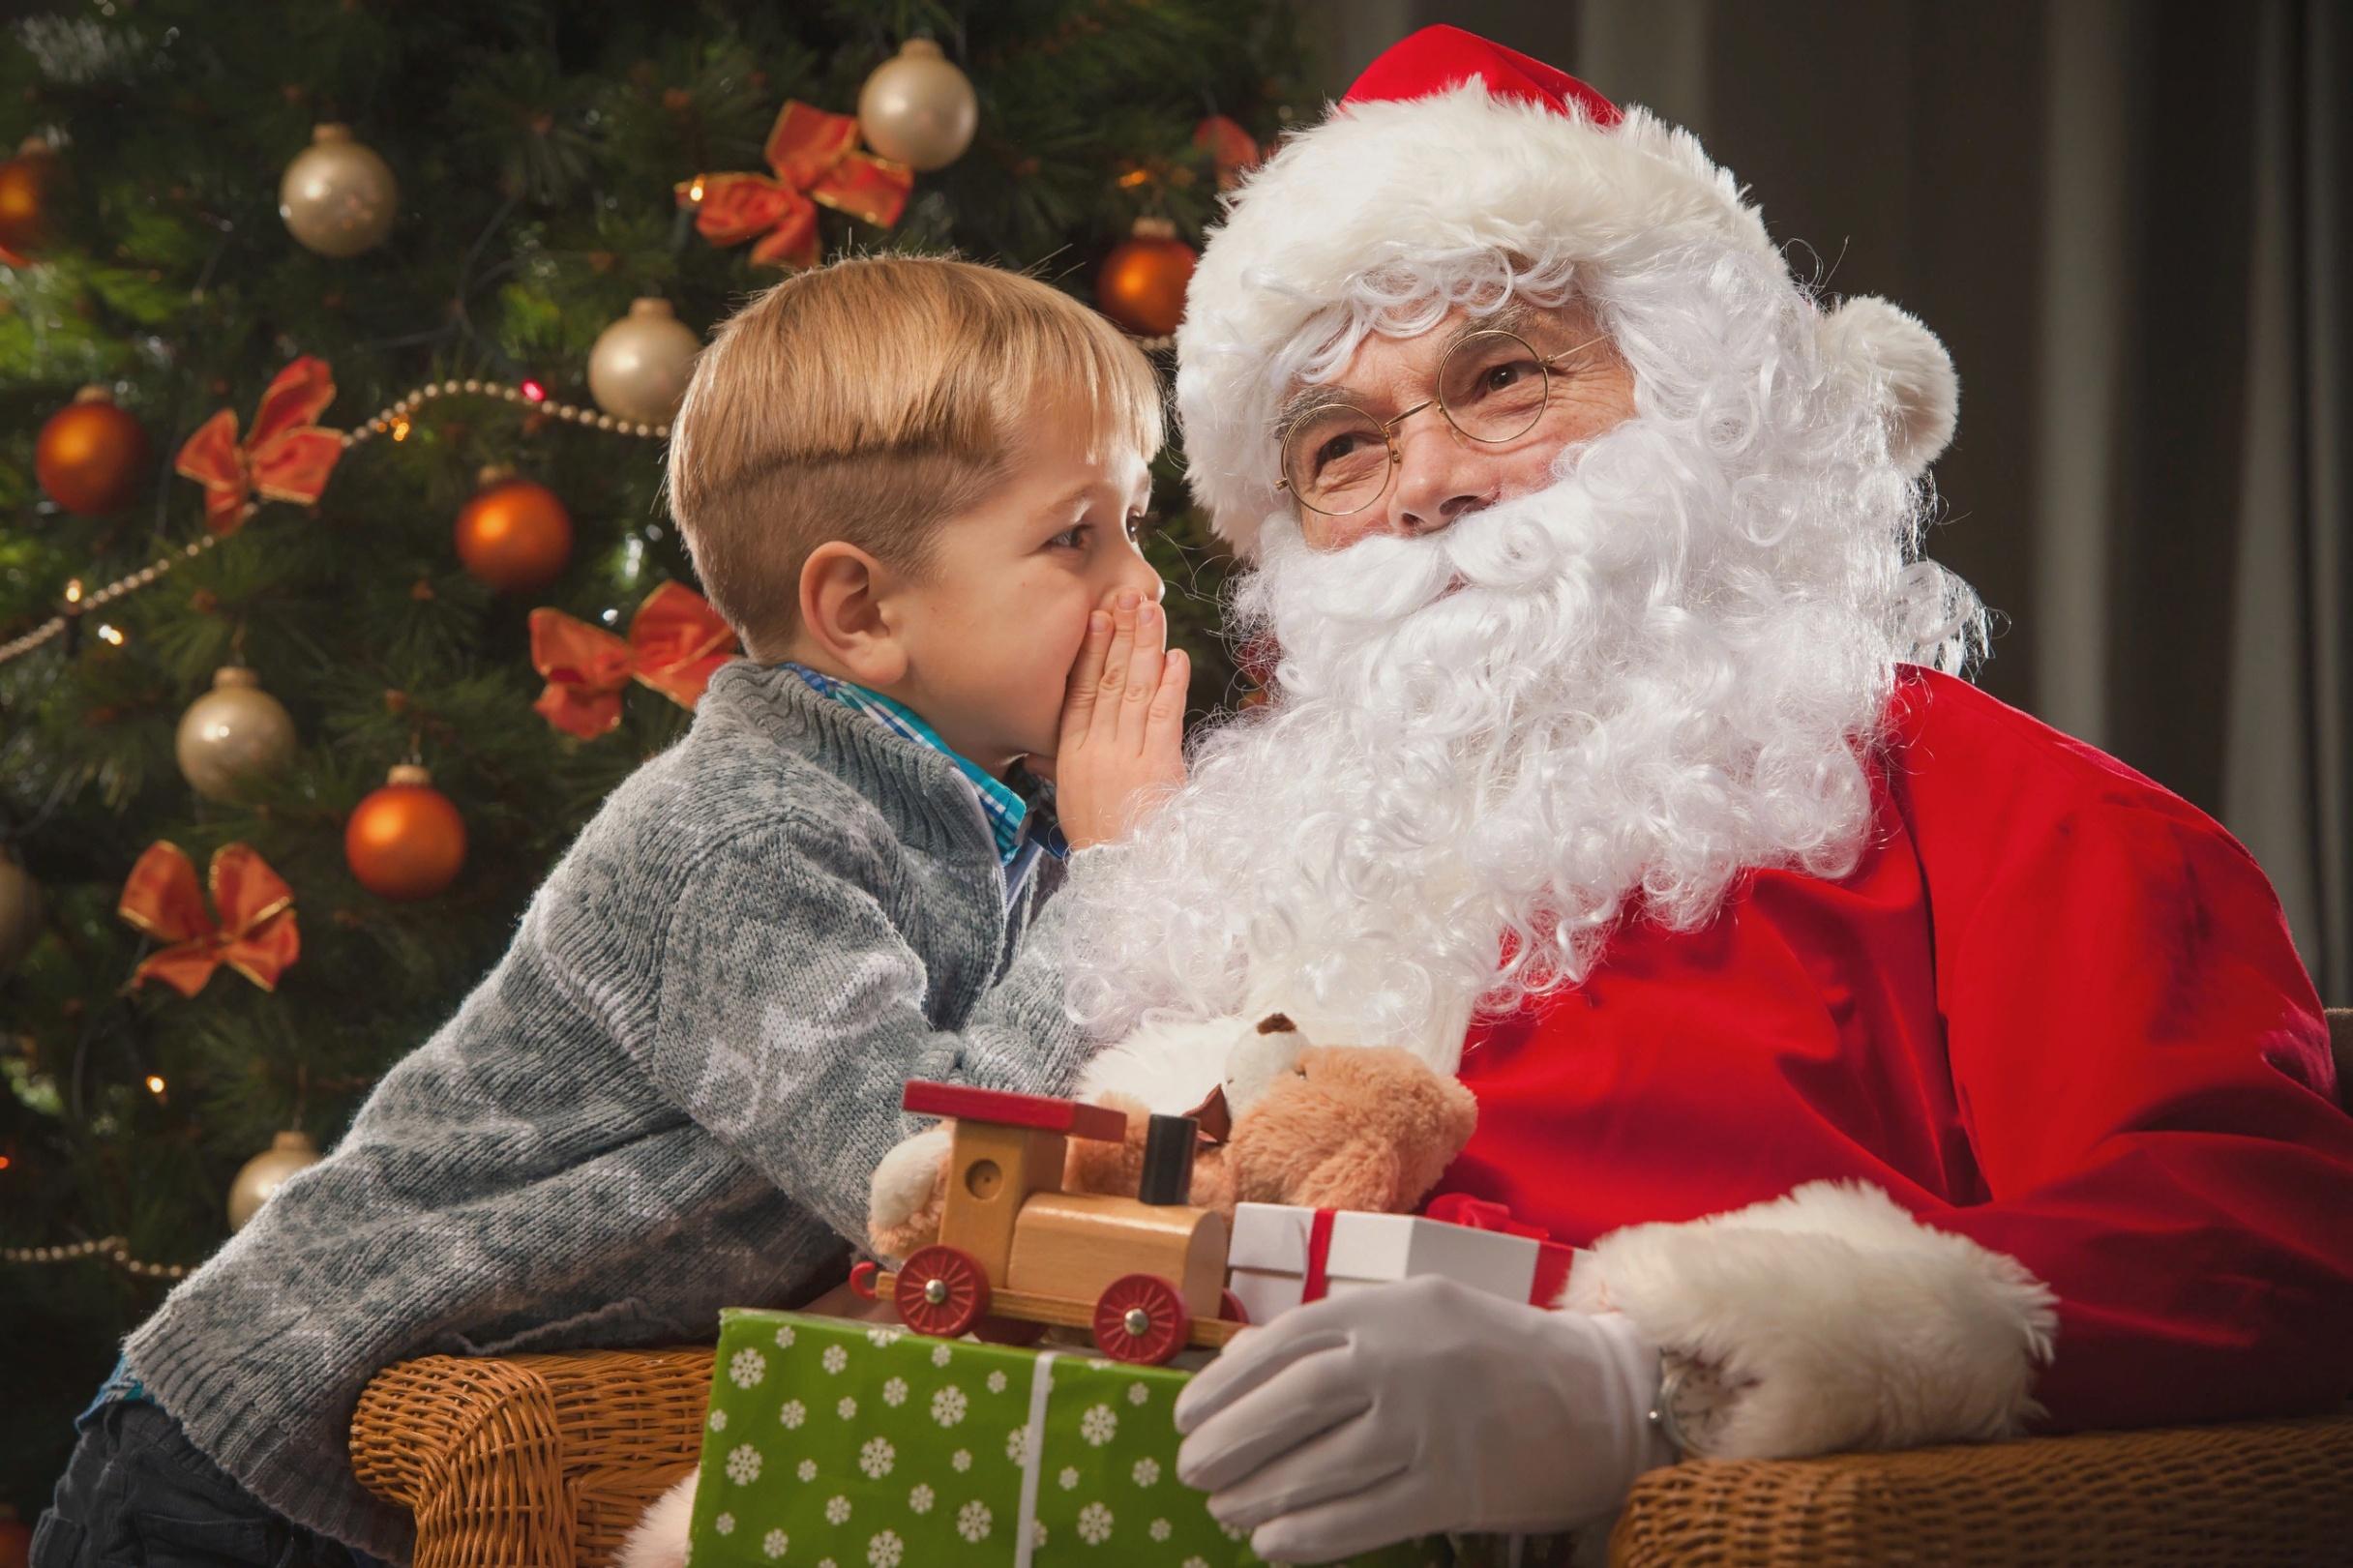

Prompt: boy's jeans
xmin=31 ymin=1399 xmax=388 ymax=1568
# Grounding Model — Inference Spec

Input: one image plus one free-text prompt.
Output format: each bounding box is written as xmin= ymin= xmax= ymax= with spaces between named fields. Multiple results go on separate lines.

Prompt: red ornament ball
xmin=37 ymin=386 xmax=150 ymax=516
xmin=454 ymin=469 xmax=573 ymax=593
xmin=1191 ymin=115 xmax=1263 ymax=191
xmin=1097 ymin=218 xmax=1197 ymax=339
xmin=345 ymin=764 xmax=467 ymax=902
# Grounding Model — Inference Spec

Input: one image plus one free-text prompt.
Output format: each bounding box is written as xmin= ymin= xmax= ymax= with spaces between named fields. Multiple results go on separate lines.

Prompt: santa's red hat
xmin=1174 ymin=26 xmax=1959 ymax=559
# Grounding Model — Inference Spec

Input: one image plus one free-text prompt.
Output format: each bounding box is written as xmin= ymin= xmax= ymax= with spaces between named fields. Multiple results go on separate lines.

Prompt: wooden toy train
xmin=849 ymin=1081 xmax=1248 ymax=1365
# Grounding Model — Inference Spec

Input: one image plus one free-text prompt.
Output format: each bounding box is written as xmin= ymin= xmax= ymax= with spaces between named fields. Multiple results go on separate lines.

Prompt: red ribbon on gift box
xmin=1294 ymin=1198 xmax=1577 ymax=1308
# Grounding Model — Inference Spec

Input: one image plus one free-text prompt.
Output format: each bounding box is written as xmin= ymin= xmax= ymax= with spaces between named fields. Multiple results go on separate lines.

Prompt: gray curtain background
xmin=1289 ymin=0 xmax=2351 ymax=998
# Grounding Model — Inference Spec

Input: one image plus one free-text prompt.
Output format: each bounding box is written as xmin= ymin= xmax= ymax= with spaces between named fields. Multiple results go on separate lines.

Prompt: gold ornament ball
xmin=588 ymin=298 xmax=700 ymax=426
xmin=37 ymin=385 xmax=151 ymax=516
xmin=857 ymin=39 xmax=978 ymax=171
xmin=455 ymin=467 xmax=573 ymax=594
xmin=228 ymin=1130 xmax=322 ymax=1232
xmin=0 ymin=136 xmax=63 ymax=262
xmin=345 ymin=763 xmax=467 ymax=902
xmin=279 ymin=124 xmax=398 ymax=258
xmin=1096 ymin=218 xmax=1197 ymax=339
xmin=0 ymin=852 xmax=43 ymax=977
xmin=176 ymin=666 xmax=299 ymax=804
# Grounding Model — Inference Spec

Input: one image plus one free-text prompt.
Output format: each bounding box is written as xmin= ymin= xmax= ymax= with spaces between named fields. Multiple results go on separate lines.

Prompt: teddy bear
xmin=866 ymin=1011 xmax=1477 ymax=1258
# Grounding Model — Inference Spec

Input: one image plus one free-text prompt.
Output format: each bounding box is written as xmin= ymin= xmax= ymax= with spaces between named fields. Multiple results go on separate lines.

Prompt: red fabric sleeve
xmin=1926 ymin=796 xmax=2353 ymax=1432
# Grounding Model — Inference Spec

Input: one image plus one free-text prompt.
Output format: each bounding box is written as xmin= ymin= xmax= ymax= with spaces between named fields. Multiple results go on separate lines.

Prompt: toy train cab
xmin=849 ymin=1081 xmax=1247 ymax=1364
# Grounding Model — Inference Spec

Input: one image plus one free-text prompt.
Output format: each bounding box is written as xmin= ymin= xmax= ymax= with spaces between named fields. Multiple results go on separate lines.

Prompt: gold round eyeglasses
xmin=1274 ymin=328 xmax=1603 ymax=518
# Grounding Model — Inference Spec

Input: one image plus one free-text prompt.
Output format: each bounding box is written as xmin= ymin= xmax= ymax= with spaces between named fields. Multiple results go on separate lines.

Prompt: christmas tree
xmin=0 ymin=0 xmax=1299 ymax=1517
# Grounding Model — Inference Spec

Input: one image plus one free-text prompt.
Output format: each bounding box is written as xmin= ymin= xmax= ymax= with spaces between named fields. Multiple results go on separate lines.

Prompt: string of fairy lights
xmin=0 ymin=377 xmax=670 ymax=667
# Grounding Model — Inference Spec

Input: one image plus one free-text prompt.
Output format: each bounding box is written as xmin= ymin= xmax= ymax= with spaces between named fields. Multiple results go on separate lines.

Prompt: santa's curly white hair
xmin=1049 ymin=232 xmax=1987 ymax=1068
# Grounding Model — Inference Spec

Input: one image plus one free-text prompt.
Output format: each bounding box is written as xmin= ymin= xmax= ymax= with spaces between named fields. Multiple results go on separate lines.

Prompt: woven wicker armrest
xmin=351 ymin=1345 xmax=716 ymax=1568
xmin=1607 ymin=1408 xmax=2353 ymax=1567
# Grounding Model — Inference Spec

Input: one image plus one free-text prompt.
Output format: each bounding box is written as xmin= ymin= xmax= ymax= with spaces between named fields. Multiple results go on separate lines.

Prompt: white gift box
xmin=1226 ymin=1201 xmax=1551 ymax=1324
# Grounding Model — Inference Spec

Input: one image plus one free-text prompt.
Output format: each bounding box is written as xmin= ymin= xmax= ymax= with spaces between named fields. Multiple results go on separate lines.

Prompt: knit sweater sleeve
xmin=643 ymin=817 xmax=1095 ymax=1245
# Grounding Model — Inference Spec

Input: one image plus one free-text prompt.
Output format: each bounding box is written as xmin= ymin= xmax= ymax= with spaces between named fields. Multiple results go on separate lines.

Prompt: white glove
xmin=1172 ymin=1276 xmax=1675 ymax=1563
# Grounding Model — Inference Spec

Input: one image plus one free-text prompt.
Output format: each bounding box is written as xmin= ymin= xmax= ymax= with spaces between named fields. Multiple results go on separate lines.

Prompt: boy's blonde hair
xmin=663 ymin=255 xmax=1164 ymax=660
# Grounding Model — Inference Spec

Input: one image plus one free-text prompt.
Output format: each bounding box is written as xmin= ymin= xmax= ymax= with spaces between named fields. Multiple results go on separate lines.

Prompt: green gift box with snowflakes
xmin=686 ymin=1308 xmax=1459 ymax=1568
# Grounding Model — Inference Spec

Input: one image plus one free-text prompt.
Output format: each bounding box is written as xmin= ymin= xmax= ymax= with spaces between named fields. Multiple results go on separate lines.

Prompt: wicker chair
xmin=351 ymin=1010 xmax=2353 ymax=1568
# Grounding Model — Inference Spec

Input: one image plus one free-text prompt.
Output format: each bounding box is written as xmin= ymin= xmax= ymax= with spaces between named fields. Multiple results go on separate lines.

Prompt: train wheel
xmin=972 ymin=1314 xmax=1049 ymax=1347
xmin=895 ymin=1245 xmax=989 ymax=1338
xmin=1091 ymin=1273 xmax=1188 ymax=1364
xmin=1218 ymin=1287 xmax=1251 ymax=1326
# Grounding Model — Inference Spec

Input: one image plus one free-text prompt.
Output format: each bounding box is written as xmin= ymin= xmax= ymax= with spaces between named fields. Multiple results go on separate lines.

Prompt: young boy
xmin=30 ymin=256 xmax=1191 ymax=1568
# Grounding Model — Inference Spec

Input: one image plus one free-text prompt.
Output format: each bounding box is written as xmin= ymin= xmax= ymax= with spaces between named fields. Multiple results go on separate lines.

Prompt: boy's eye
xmin=1126 ymin=512 xmax=1158 ymax=542
xmin=1049 ymin=524 xmax=1087 ymax=549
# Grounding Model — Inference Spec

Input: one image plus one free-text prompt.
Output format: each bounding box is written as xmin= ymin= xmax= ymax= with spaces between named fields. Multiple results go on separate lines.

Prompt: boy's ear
xmin=798 ymin=542 xmax=910 ymax=686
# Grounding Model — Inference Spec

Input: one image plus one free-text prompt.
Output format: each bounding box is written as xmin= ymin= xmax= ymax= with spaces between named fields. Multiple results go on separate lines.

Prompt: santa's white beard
xmin=1053 ymin=410 xmax=1944 ymax=1067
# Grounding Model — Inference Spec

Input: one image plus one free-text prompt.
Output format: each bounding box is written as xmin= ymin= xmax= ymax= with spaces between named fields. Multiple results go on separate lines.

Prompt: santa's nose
xmin=1382 ymin=420 xmax=1492 ymax=539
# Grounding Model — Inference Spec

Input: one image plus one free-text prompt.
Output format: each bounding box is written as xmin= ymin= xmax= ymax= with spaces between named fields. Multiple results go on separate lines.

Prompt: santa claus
xmin=1042 ymin=24 xmax=2353 ymax=1563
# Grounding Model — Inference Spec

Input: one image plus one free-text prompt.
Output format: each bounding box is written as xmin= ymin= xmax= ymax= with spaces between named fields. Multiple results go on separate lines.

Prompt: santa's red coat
xmin=1427 ymin=666 xmax=2353 ymax=1446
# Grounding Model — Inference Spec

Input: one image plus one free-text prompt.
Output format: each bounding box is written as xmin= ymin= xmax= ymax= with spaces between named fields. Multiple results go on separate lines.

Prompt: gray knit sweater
xmin=119 ymin=659 xmax=1100 ymax=1564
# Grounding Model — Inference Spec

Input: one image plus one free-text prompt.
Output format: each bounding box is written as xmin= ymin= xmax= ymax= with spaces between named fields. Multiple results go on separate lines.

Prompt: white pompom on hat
xmin=1173 ymin=25 xmax=1958 ymax=560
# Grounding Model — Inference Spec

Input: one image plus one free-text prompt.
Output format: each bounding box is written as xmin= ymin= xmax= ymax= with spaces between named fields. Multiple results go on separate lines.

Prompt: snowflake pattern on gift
xmin=1080 ymin=1404 xmax=1117 ymax=1445
xmin=881 ymin=1376 xmax=908 ymax=1406
xmin=858 ymin=1436 xmax=895 ymax=1479
xmin=714 ymin=1513 xmax=735 ymax=1535
xmin=1057 ymin=1466 xmax=1080 ymax=1491
xmin=956 ymin=1500 xmax=992 ymax=1543
xmin=762 ymin=1529 xmax=789 ymax=1560
xmin=950 ymin=1449 xmax=972 ymax=1472
xmin=1030 ymin=1521 xmax=1049 ymax=1549
xmin=1126 ymin=1381 xmax=1150 ymax=1406
xmin=725 ymin=1445 xmax=761 ymax=1486
xmin=707 ymin=1408 xmax=728 ymax=1432
xmin=837 ymin=1396 xmax=858 ymax=1420
xmin=866 ymin=1529 xmax=903 ymax=1567
xmin=824 ymin=1495 xmax=851 ymax=1525
xmin=908 ymin=1484 xmax=935 ymax=1515
xmin=865 ymin=1326 xmax=904 ymax=1348
xmin=930 ymin=1343 xmax=953 ymax=1368
xmin=931 ymin=1384 xmax=967 ymax=1427
xmin=821 ymin=1344 xmax=849 ymax=1375
xmin=986 ymin=1370 xmax=1008 ymax=1394
xmin=730 ymin=1347 xmax=767 ymax=1389
xmin=1077 ymin=1502 xmax=1114 ymax=1546
xmin=773 ymin=1323 xmax=797 ymax=1348
xmin=797 ymin=1459 xmax=819 ymax=1483
xmin=1149 ymin=1518 xmax=1173 ymax=1542
xmin=1182 ymin=1557 xmax=1209 ymax=1568
xmin=1004 ymin=1426 xmax=1031 ymax=1465
xmin=1132 ymin=1457 xmax=1160 ymax=1487
xmin=779 ymin=1399 xmax=806 ymax=1429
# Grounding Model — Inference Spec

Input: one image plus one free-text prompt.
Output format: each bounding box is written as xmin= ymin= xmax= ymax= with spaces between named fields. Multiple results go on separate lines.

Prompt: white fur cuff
xmin=1563 ymin=1179 xmax=2058 ymax=1460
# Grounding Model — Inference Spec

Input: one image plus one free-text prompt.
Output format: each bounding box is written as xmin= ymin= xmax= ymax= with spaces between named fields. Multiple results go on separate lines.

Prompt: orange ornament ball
xmin=454 ymin=468 xmax=573 ymax=593
xmin=37 ymin=386 xmax=151 ymax=516
xmin=1096 ymin=218 xmax=1197 ymax=340
xmin=344 ymin=764 xmax=467 ymax=902
xmin=0 ymin=137 xmax=63 ymax=264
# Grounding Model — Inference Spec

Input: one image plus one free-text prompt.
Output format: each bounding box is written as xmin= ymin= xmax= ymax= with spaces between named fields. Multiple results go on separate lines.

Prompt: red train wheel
xmin=895 ymin=1245 xmax=989 ymax=1338
xmin=1092 ymin=1273 xmax=1188 ymax=1364
xmin=1218 ymin=1287 xmax=1251 ymax=1325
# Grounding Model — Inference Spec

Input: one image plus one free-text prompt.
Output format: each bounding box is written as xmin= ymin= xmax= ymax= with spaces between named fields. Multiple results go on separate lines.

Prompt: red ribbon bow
xmin=1423 ymin=1193 xmax=1578 ymax=1304
xmin=528 ymin=581 xmax=739 ymax=739
xmin=117 ymin=842 xmax=300 ymax=997
xmin=675 ymin=101 xmax=914 ymax=270
xmin=173 ymin=357 xmax=344 ymax=538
